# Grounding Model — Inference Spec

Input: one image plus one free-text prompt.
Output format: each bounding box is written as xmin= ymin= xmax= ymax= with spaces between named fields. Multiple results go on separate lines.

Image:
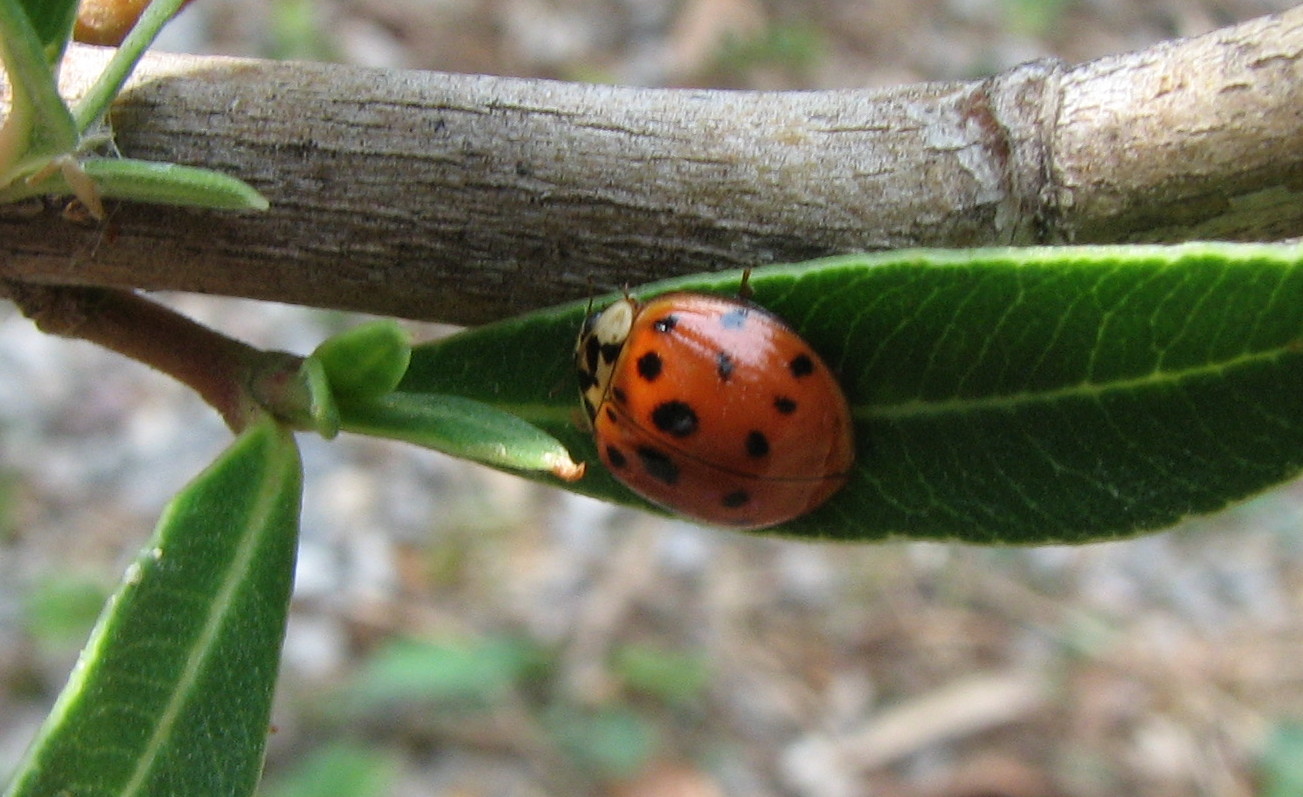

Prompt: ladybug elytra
xmin=576 ymin=282 xmax=854 ymax=529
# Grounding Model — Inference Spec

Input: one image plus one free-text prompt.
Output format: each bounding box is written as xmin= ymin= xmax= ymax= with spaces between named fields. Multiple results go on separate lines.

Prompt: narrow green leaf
xmin=312 ymin=320 xmax=412 ymax=402
xmin=345 ymin=636 xmax=544 ymax=710
xmin=21 ymin=576 xmax=109 ymax=652
xmin=82 ymin=158 xmax=271 ymax=210
xmin=258 ymin=743 xmax=397 ymax=797
xmin=71 ymin=0 xmax=189 ymax=132
xmin=613 ymin=645 xmax=710 ymax=706
xmin=339 ymin=392 xmax=585 ymax=482
xmin=0 ymin=0 xmax=78 ymax=179
xmin=543 ymin=704 xmax=657 ymax=779
xmin=0 ymin=157 xmax=271 ymax=211
xmin=4 ymin=418 xmax=303 ymax=797
xmin=16 ymin=0 xmax=77 ymax=62
xmin=400 ymin=243 xmax=1303 ymax=543
xmin=298 ymin=355 xmax=341 ymax=439
xmin=1261 ymin=721 xmax=1303 ymax=797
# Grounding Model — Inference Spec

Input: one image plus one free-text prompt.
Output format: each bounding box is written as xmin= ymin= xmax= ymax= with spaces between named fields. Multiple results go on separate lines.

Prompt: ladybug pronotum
xmin=576 ymin=286 xmax=854 ymax=529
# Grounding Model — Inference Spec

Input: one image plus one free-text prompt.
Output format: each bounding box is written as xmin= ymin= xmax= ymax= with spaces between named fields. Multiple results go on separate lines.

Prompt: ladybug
xmin=576 ymin=277 xmax=854 ymax=529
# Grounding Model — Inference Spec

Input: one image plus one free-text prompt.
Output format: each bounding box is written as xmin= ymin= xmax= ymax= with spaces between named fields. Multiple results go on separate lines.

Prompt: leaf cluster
xmin=0 ymin=0 xmax=266 ymax=215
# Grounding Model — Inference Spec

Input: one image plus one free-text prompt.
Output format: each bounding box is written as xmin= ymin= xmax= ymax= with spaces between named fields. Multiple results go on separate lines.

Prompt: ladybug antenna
xmin=738 ymin=267 xmax=754 ymax=301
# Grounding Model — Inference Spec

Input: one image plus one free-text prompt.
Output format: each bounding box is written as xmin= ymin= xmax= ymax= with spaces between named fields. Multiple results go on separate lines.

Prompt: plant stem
xmin=0 ymin=280 xmax=302 ymax=431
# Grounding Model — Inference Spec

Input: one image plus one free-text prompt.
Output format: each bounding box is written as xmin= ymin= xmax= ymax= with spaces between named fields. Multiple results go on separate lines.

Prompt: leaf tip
xmin=549 ymin=456 xmax=586 ymax=483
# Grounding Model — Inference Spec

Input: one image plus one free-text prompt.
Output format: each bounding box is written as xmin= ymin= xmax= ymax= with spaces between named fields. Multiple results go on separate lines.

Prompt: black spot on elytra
xmin=722 ymin=490 xmax=750 ymax=508
xmin=637 ymin=351 xmax=662 ymax=381
xmin=605 ymin=407 xmax=617 ymax=423
xmin=653 ymin=314 xmax=678 ymax=333
xmin=651 ymin=401 xmax=698 ymax=437
xmin=600 ymin=341 xmax=623 ymax=365
xmin=605 ymin=445 xmax=628 ymax=469
xmin=773 ymin=396 xmax=797 ymax=414
xmin=789 ymin=353 xmax=814 ymax=378
xmin=719 ymin=307 xmax=749 ymax=329
xmin=716 ymin=352 xmax=735 ymax=381
xmin=745 ymin=431 xmax=770 ymax=458
xmin=611 ymin=387 xmax=628 ymax=405
xmin=637 ymin=446 xmax=679 ymax=485
xmin=584 ymin=336 xmax=601 ymax=373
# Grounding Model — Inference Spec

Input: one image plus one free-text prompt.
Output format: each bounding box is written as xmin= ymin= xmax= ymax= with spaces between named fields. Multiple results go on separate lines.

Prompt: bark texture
xmin=1 ymin=7 xmax=1300 ymax=324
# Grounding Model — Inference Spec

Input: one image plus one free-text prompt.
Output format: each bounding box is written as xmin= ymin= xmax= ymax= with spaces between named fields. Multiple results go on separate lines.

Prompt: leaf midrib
xmin=119 ymin=429 xmax=291 ymax=797
xmin=488 ymin=342 xmax=1297 ymax=428
xmin=862 ymin=343 xmax=1295 ymax=421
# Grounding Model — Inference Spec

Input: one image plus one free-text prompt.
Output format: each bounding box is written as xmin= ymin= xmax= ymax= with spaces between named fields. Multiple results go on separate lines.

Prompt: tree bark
xmin=1 ymin=7 xmax=1300 ymax=325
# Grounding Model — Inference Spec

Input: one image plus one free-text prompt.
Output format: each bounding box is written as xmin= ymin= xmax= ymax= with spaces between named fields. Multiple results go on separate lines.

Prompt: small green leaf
xmin=613 ymin=645 xmax=710 ymax=706
xmin=401 ymin=243 xmax=1303 ymax=543
xmin=1261 ymin=721 xmax=1303 ymax=797
xmin=339 ymin=392 xmax=585 ymax=482
xmin=346 ymin=636 xmax=544 ymax=710
xmin=21 ymin=576 xmax=109 ymax=653
xmin=258 ymin=743 xmax=398 ymax=797
xmin=82 ymin=158 xmax=270 ymax=210
xmin=543 ymin=704 xmax=657 ymax=779
xmin=313 ymin=321 xmax=412 ymax=402
xmin=0 ymin=0 xmax=79 ymax=180
xmin=4 ymin=418 xmax=302 ymax=797
xmin=15 ymin=0 xmax=76 ymax=62
xmin=71 ymin=0 xmax=189 ymax=133
xmin=0 ymin=157 xmax=271 ymax=211
xmin=298 ymin=355 xmax=341 ymax=438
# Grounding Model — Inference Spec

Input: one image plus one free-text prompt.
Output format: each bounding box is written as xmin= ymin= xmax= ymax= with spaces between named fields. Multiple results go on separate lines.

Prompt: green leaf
xmin=80 ymin=158 xmax=270 ymax=210
xmin=345 ymin=636 xmax=545 ymax=710
xmin=258 ymin=743 xmax=397 ymax=797
xmin=4 ymin=418 xmax=303 ymax=797
xmin=313 ymin=320 xmax=412 ymax=402
xmin=400 ymin=243 xmax=1303 ymax=544
xmin=21 ymin=576 xmax=110 ymax=653
xmin=613 ymin=645 xmax=710 ymax=706
xmin=543 ymin=704 xmax=657 ymax=779
xmin=71 ymin=0 xmax=190 ymax=133
xmin=16 ymin=0 xmax=76 ymax=62
xmin=0 ymin=0 xmax=79 ymax=180
xmin=1261 ymin=721 xmax=1303 ymax=797
xmin=0 ymin=157 xmax=271 ymax=211
xmin=297 ymin=355 xmax=341 ymax=438
xmin=339 ymin=392 xmax=585 ymax=482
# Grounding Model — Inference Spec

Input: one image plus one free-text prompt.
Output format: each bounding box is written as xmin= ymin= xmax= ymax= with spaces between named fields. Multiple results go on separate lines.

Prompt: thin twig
xmin=0 ymin=279 xmax=302 ymax=431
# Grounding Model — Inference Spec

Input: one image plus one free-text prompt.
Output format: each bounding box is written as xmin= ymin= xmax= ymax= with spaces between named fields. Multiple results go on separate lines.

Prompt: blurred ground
xmin=4 ymin=1 xmax=1303 ymax=796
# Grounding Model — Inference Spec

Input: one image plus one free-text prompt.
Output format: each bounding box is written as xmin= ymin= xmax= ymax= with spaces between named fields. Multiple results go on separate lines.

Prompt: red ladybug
xmin=576 ymin=282 xmax=854 ymax=529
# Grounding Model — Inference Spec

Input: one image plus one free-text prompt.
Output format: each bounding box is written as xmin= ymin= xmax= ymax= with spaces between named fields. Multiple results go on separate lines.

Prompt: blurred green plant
xmin=544 ymin=703 xmax=659 ymax=780
xmin=0 ymin=467 xmax=15 ymax=543
xmin=1261 ymin=721 xmax=1303 ymax=797
xmin=712 ymin=21 xmax=825 ymax=82
xmin=20 ymin=575 xmax=110 ymax=654
xmin=346 ymin=636 xmax=549 ymax=711
xmin=267 ymin=0 xmax=338 ymax=62
xmin=613 ymin=644 xmax=710 ymax=708
xmin=258 ymin=743 xmax=398 ymax=797
xmin=1000 ymin=0 xmax=1074 ymax=37
xmin=335 ymin=634 xmax=711 ymax=783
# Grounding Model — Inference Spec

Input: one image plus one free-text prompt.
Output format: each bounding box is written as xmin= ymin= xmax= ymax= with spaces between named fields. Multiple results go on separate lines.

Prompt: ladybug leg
xmin=738 ymin=267 xmax=754 ymax=301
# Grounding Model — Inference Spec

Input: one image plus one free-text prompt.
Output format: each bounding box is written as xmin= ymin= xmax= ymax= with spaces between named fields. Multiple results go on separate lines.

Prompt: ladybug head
xmin=576 ymin=296 xmax=640 ymax=422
